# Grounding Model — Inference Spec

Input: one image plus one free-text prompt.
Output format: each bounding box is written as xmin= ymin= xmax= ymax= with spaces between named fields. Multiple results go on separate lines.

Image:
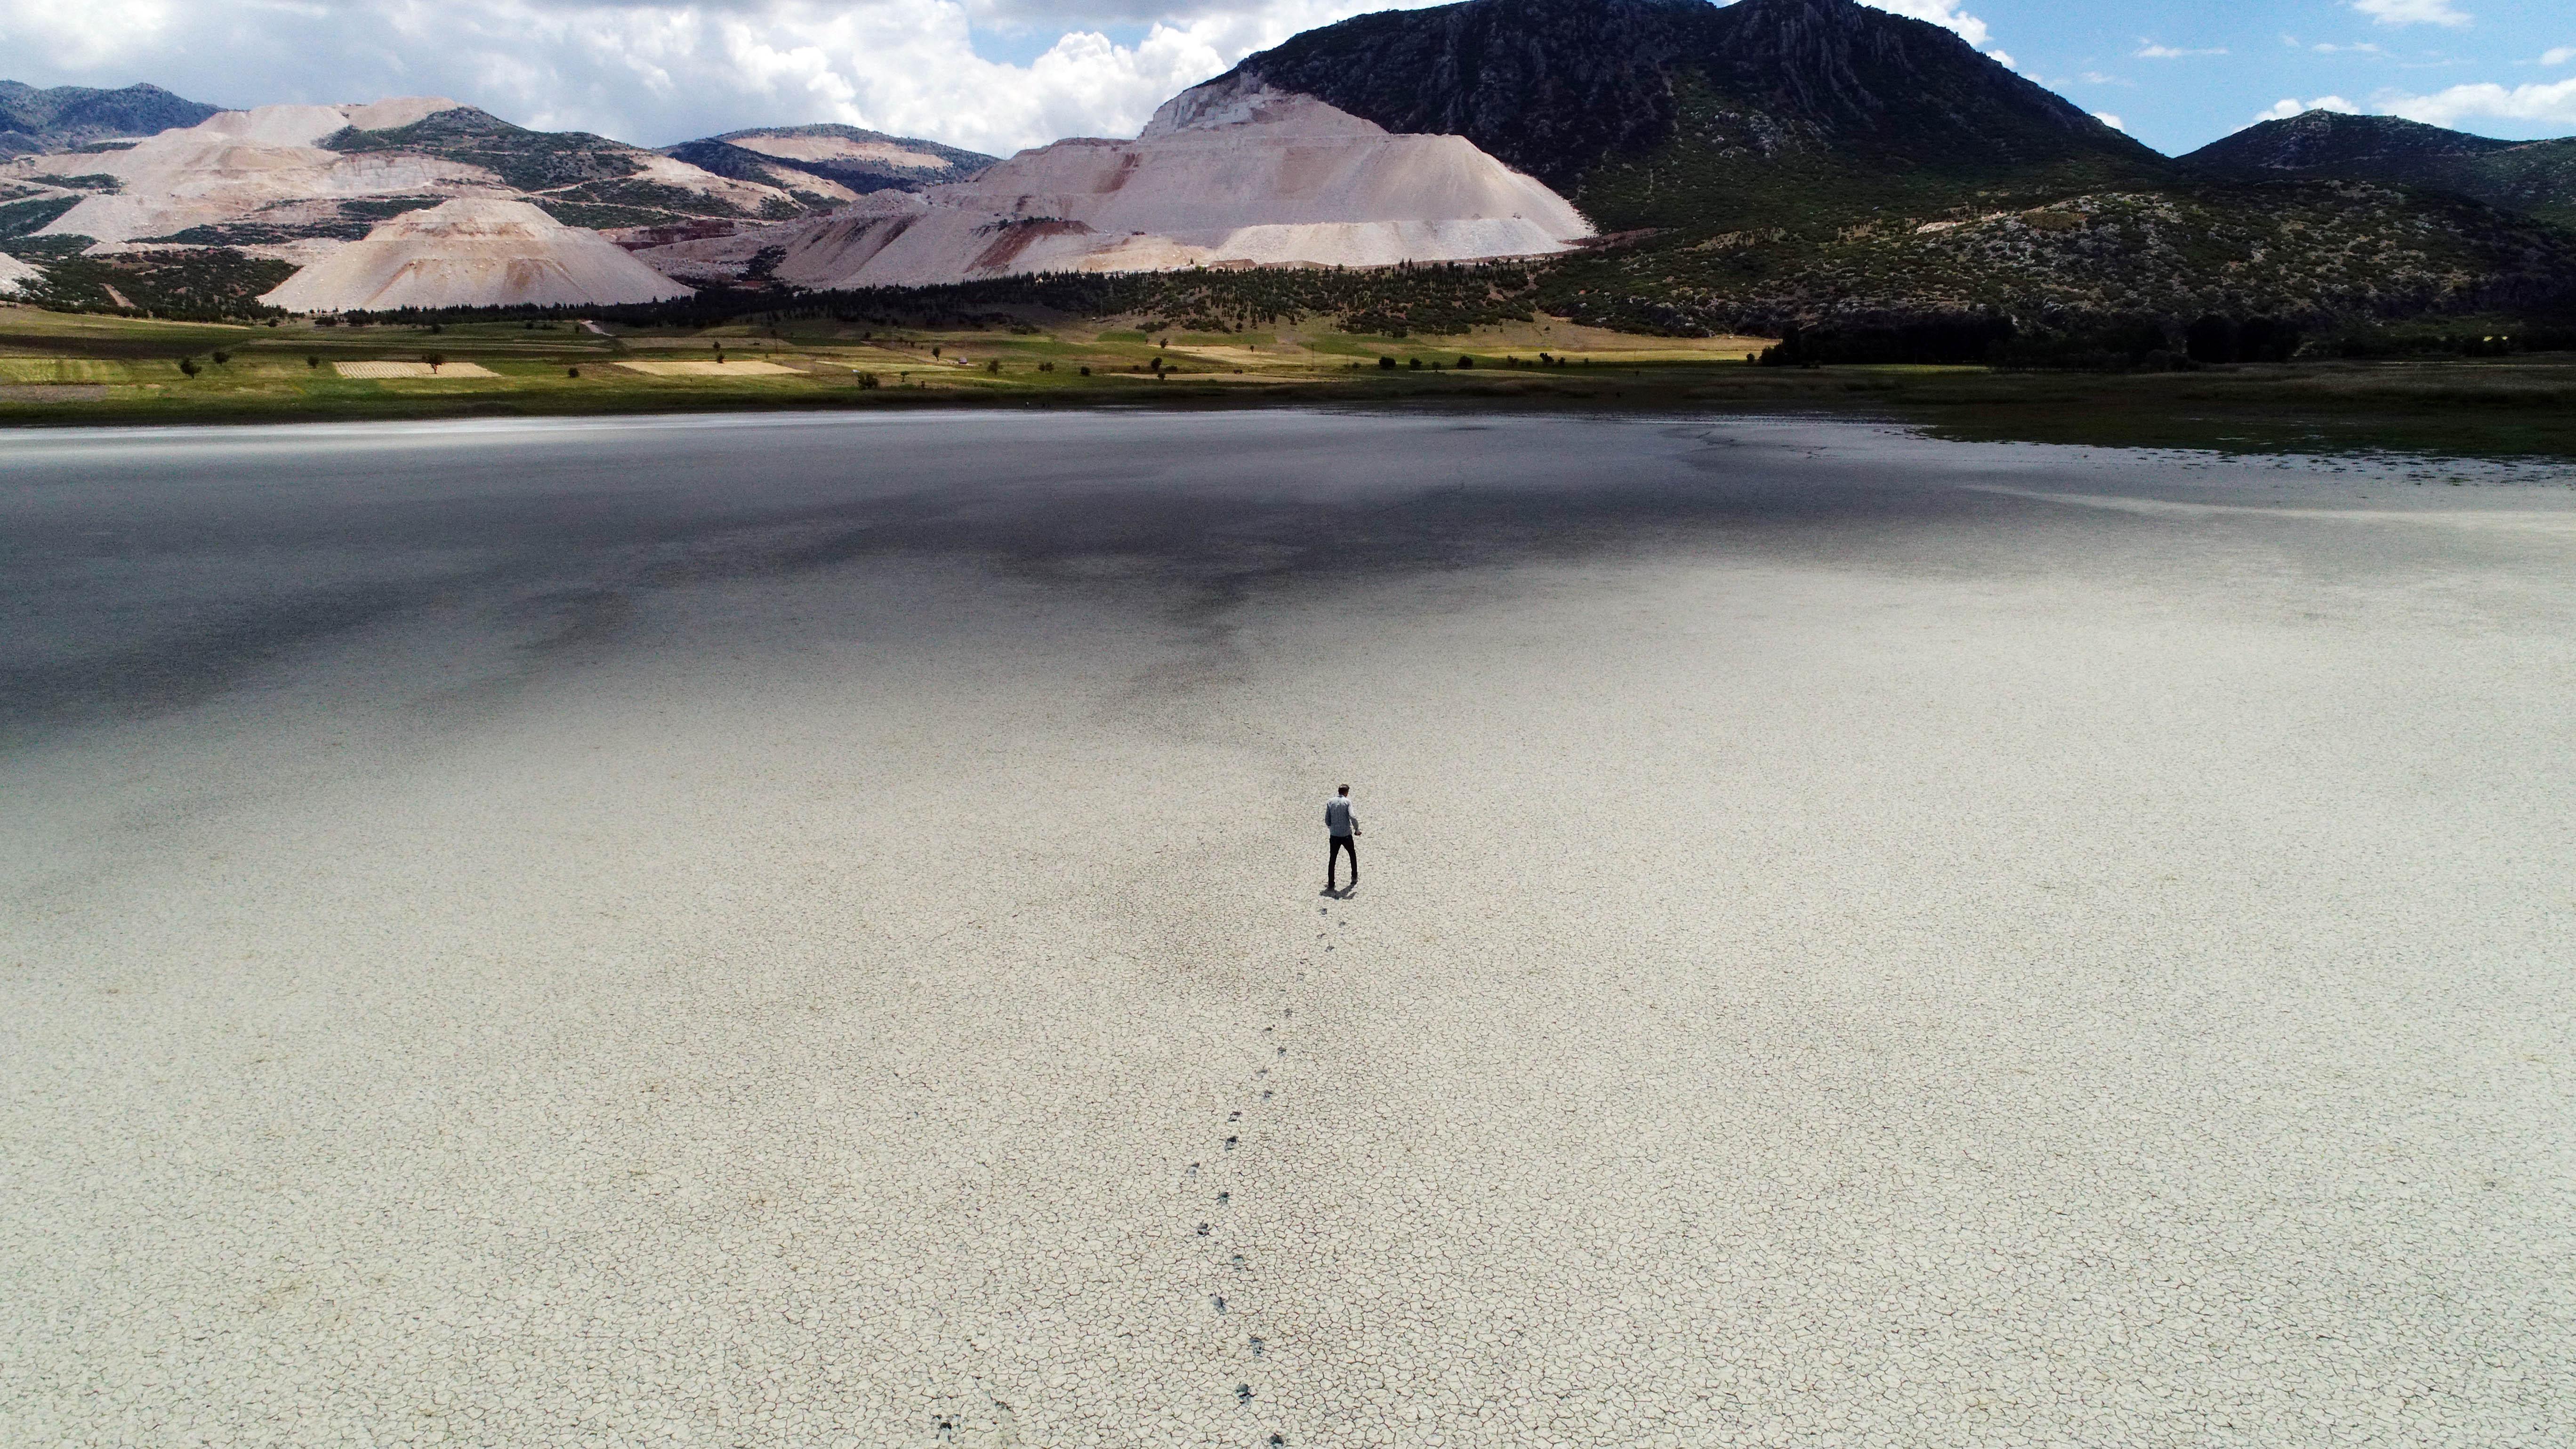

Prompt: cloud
xmin=2136 ymin=43 xmax=2228 ymax=59
xmin=1862 ymin=1 xmax=1993 ymax=50
xmin=2543 ymin=46 xmax=2576 ymax=66
xmin=0 ymin=0 xmax=1474 ymax=153
xmin=2351 ymin=0 xmax=2471 ymax=29
xmin=0 ymin=0 xmax=2029 ymax=154
xmin=2383 ymin=76 xmax=2576 ymax=128
xmin=2255 ymin=96 xmax=2359 ymax=121
xmin=2090 ymin=111 xmax=2125 ymax=131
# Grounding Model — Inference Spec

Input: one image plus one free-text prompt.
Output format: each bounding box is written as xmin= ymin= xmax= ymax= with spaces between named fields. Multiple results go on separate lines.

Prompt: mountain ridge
xmin=677 ymin=124 xmax=996 ymax=196
xmin=1232 ymin=0 xmax=2164 ymax=228
xmin=0 ymin=80 xmax=219 ymax=158
xmin=2185 ymin=112 xmax=2576 ymax=229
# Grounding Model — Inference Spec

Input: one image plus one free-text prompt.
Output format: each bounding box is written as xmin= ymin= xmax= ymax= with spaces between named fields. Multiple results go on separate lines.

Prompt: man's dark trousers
xmin=1329 ymin=835 xmax=1357 ymax=889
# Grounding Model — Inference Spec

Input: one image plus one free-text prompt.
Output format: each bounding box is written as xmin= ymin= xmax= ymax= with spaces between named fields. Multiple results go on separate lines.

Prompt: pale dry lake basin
xmin=2 ymin=410 xmax=2571 ymax=1448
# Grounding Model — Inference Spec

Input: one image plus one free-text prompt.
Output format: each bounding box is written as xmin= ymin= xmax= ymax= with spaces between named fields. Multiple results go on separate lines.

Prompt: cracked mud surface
xmin=4 ymin=411 xmax=2572 ymax=1447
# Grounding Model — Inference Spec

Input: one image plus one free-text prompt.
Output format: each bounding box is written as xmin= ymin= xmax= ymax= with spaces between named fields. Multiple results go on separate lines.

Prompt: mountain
xmin=2185 ymin=112 xmax=2576 ymax=229
xmin=0 ymin=97 xmax=850 ymax=315
xmin=641 ymin=75 xmax=1592 ymax=290
xmin=0 ymin=99 xmax=846 ymax=251
xmin=668 ymin=125 xmax=996 ymax=195
xmin=319 ymin=106 xmax=848 ymax=228
xmin=0 ymin=81 xmax=219 ymax=157
xmin=1228 ymin=0 xmax=2166 ymax=232
xmin=1176 ymin=0 xmax=2576 ymax=337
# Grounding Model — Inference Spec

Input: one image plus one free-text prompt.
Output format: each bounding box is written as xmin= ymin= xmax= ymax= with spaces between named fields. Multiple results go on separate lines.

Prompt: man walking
xmin=1326 ymin=785 xmax=1360 ymax=894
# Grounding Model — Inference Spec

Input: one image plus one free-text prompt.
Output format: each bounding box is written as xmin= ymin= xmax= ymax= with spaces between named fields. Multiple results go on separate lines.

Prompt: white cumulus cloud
xmin=2136 ymin=43 xmax=2227 ymax=59
xmin=2383 ymin=77 xmax=2576 ymax=129
xmin=0 ymin=0 xmax=2032 ymax=154
xmin=2090 ymin=111 xmax=2125 ymax=131
xmin=2255 ymin=96 xmax=2359 ymax=121
xmin=1858 ymin=0 xmax=2018 ymax=71
xmin=0 ymin=0 xmax=1464 ymax=152
xmin=2351 ymin=0 xmax=2471 ymax=29
xmin=2542 ymin=46 xmax=2576 ymax=66
xmin=1861 ymin=0 xmax=1992 ymax=49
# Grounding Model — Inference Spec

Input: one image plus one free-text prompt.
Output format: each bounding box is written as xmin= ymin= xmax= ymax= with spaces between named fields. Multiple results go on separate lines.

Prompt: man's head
xmin=1337 ymin=785 xmax=1349 ymax=796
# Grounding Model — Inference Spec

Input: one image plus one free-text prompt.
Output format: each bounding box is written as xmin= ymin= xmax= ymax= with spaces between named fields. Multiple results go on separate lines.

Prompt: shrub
xmin=1079 ymin=365 xmax=1092 ymax=376
xmin=986 ymin=359 xmax=1001 ymax=374
xmin=210 ymin=349 xmax=230 ymax=364
xmin=422 ymin=351 xmax=446 ymax=372
xmin=567 ymin=367 xmax=581 ymax=378
xmin=177 ymin=358 xmax=200 ymax=378
xmin=1378 ymin=355 xmax=1396 ymax=370
xmin=1457 ymin=355 xmax=1474 ymax=369
xmin=306 ymin=355 xmax=321 ymax=369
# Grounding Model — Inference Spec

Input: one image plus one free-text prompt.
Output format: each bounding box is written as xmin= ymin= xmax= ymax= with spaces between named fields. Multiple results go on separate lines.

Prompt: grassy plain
xmin=3 ymin=303 xmax=2572 ymax=459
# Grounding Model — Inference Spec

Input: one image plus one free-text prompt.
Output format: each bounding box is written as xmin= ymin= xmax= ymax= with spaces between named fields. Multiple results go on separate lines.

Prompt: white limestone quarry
xmin=650 ymin=76 xmax=1593 ymax=289
xmin=8 ymin=97 xmax=796 ymax=264
xmin=17 ymin=100 xmax=498 ymax=246
xmin=724 ymin=132 xmax=953 ymax=173
xmin=259 ymin=199 xmax=692 ymax=312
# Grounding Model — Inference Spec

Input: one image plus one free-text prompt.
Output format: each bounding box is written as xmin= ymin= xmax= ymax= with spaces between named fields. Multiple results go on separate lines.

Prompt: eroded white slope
xmin=18 ymin=100 xmax=494 ymax=245
xmin=10 ymin=98 xmax=796 ymax=250
xmin=687 ymin=77 xmax=1592 ymax=289
xmin=260 ymin=199 xmax=691 ymax=311
xmin=0 ymin=251 xmax=41 ymax=296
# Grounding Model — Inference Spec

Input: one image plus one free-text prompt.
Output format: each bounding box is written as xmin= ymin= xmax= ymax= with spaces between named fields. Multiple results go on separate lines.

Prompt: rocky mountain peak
xmin=1230 ymin=0 xmax=2149 ymax=196
xmin=2188 ymin=111 xmax=2518 ymax=172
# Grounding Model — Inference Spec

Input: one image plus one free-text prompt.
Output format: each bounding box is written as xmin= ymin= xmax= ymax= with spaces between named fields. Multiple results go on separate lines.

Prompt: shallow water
xmin=5 ymin=411 xmax=2572 ymax=1447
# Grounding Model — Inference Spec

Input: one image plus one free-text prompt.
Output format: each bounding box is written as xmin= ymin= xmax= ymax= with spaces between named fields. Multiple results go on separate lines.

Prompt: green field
xmin=3 ymin=304 xmax=2572 ymax=459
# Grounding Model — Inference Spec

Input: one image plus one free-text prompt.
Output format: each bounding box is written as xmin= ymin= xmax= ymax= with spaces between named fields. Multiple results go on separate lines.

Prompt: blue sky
xmin=1958 ymin=0 xmax=2576 ymax=150
xmin=0 ymin=1 xmax=2568 ymax=156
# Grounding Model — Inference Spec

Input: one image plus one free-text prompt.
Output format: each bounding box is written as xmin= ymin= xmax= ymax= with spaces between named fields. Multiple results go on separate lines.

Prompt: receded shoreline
xmin=8 ymin=302 xmax=2576 ymax=458
xmin=8 ymin=412 xmax=2571 ymax=1445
